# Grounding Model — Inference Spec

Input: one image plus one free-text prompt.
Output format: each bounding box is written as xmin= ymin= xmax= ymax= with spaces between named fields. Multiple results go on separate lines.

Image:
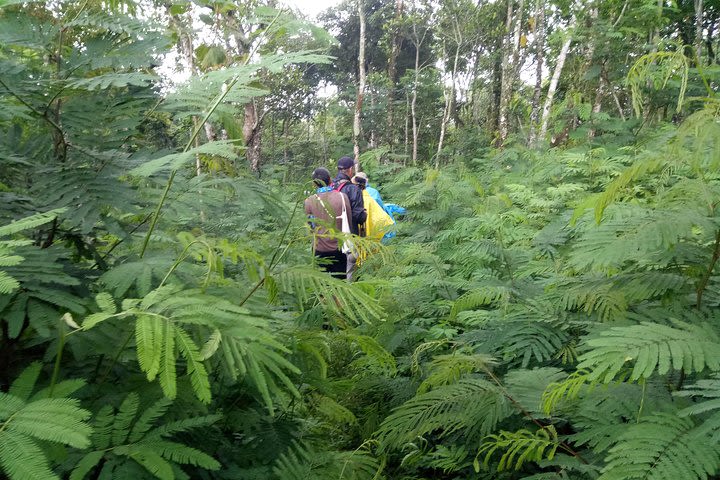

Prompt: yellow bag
xmin=362 ymin=189 xmax=394 ymax=240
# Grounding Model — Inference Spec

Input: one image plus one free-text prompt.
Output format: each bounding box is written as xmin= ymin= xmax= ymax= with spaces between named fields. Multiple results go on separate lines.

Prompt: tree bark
xmin=436 ymin=35 xmax=460 ymax=168
xmin=695 ymin=0 xmax=704 ymax=62
xmin=411 ymin=24 xmax=420 ymax=165
xmin=538 ymin=19 xmax=574 ymax=145
xmin=244 ymin=101 xmax=261 ymax=173
xmin=498 ymin=0 xmax=524 ymax=146
xmin=386 ymin=0 xmax=404 ymax=148
xmin=353 ymin=0 xmax=367 ymax=165
xmin=528 ymin=0 xmax=545 ymax=148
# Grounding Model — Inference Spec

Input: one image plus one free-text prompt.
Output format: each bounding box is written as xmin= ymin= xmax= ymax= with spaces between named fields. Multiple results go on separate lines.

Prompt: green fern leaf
xmin=0 ymin=392 xmax=25 ymax=419
xmin=174 ymin=327 xmax=211 ymax=404
xmin=137 ymin=440 xmax=220 ymax=470
xmin=112 ymin=393 xmax=139 ymax=446
xmin=127 ymin=447 xmax=174 ymax=480
xmin=278 ymin=266 xmax=385 ymax=325
xmin=0 ymin=430 xmax=59 ymax=480
xmin=599 ymin=413 xmax=720 ymax=480
xmin=159 ymin=320 xmax=177 ymax=399
xmin=0 ymin=208 xmax=66 ymax=237
xmin=676 ymin=375 xmax=720 ymax=417
xmin=7 ymin=398 xmax=91 ymax=448
xmin=475 ymin=426 xmax=559 ymax=472
xmin=128 ymin=398 xmax=172 ymax=443
xmin=577 ymin=321 xmax=720 ymax=383
xmin=69 ymin=451 xmax=105 ymax=480
xmin=90 ymin=405 xmax=115 ymax=450
xmin=8 ymin=362 xmax=41 ymax=401
xmin=135 ymin=315 xmax=162 ymax=381
xmin=376 ymin=378 xmax=512 ymax=450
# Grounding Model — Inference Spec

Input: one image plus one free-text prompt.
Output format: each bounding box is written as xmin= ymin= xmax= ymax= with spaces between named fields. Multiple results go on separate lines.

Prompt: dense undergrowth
xmin=3 ymin=2 xmax=720 ymax=480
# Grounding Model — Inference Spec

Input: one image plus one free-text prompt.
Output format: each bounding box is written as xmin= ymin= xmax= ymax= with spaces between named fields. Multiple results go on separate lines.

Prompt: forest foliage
xmin=2 ymin=0 xmax=720 ymax=479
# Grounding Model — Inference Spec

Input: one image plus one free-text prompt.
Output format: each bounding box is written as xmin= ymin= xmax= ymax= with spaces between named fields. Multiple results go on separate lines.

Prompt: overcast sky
xmin=282 ymin=0 xmax=339 ymax=20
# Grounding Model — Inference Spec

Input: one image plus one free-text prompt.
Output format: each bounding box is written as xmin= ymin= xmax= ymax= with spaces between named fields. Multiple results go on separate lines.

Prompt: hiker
xmin=352 ymin=171 xmax=387 ymax=213
xmin=304 ymin=167 xmax=352 ymax=279
xmin=333 ymin=156 xmax=367 ymax=234
xmin=333 ymin=156 xmax=367 ymax=280
xmin=352 ymin=172 xmax=395 ymax=242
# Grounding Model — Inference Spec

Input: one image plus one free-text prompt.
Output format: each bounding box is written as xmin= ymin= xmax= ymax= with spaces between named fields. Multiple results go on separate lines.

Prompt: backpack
xmin=332 ymin=180 xmax=349 ymax=192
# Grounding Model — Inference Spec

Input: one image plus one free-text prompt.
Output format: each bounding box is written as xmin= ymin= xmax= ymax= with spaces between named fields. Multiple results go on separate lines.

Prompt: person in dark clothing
xmin=304 ymin=167 xmax=351 ymax=279
xmin=333 ymin=156 xmax=367 ymax=235
xmin=333 ymin=156 xmax=367 ymax=280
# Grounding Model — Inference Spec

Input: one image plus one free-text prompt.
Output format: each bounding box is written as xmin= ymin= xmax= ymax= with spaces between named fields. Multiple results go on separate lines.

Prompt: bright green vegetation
xmin=2 ymin=0 xmax=720 ymax=479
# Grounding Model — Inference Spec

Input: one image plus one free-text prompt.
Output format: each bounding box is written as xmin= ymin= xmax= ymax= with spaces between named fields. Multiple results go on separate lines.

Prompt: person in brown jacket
xmin=304 ymin=167 xmax=352 ymax=278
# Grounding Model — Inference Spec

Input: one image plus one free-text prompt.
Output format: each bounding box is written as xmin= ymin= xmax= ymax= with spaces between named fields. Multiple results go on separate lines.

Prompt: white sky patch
xmin=280 ymin=0 xmax=340 ymax=20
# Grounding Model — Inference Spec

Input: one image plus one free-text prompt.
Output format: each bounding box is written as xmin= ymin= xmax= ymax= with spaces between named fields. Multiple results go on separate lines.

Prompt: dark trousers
xmin=315 ymin=250 xmax=347 ymax=279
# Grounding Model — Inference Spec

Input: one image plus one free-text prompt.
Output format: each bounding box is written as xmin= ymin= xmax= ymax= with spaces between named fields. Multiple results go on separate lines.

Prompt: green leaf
xmin=0 ymin=431 xmax=59 ymax=480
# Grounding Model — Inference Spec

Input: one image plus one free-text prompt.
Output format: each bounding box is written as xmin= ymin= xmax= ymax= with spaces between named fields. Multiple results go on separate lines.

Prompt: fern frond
xmin=676 ymin=375 xmax=720 ymax=417
xmin=279 ymin=266 xmax=385 ymax=325
xmin=504 ymin=368 xmax=567 ymax=418
xmin=136 ymin=440 xmax=220 ymax=470
xmin=0 ymin=430 xmax=58 ymax=480
xmin=0 ymin=208 xmax=66 ymax=237
xmin=273 ymin=441 xmax=381 ymax=480
xmin=418 ymin=352 xmax=497 ymax=393
xmin=577 ymin=321 xmax=720 ymax=383
xmin=127 ymin=447 xmax=174 ymax=480
xmin=627 ymin=50 xmax=689 ymax=118
xmin=69 ymin=451 xmax=105 ymax=480
xmin=376 ymin=378 xmax=512 ymax=450
xmin=542 ymin=370 xmax=593 ymax=415
xmin=475 ymin=426 xmax=559 ymax=472
xmin=174 ymin=327 xmax=211 ymax=404
xmin=599 ymin=413 xmax=720 ymax=480
xmin=8 ymin=362 xmax=41 ymax=401
xmin=112 ymin=392 xmax=139 ymax=446
xmin=450 ymin=283 xmax=513 ymax=318
xmin=128 ymin=398 xmax=173 ymax=443
xmin=7 ymin=398 xmax=92 ymax=448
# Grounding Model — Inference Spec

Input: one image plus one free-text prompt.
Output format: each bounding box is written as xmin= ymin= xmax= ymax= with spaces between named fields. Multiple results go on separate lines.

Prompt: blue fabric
xmin=316 ymin=186 xmax=333 ymax=194
xmin=385 ymin=204 xmax=407 ymax=216
xmin=365 ymin=185 xmax=387 ymax=212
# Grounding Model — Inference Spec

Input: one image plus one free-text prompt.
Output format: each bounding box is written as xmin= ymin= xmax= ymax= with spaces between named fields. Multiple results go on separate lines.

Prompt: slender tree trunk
xmin=588 ymin=63 xmax=606 ymax=139
xmin=437 ymin=37 xmax=460 ymax=168
xmin=538 ymin=20 xmax=574 ymax=144
xmin=386 ymin=0 xmax=404 ymax=148
xmin=404 ymin=88 xmax=410 ymax=163
xmin=353 ymin=0 xmax=367 ymax=164
xmin=528 ymin=0 xmax=545 ymax=148
xmin=498 ymin=0 xmax=525 ymax=146
xmin=244 ymin=101 xmax=261 ymax=173
xmin=695 ymin=0 xmax=704 ymax=62
xmin=411 ymin=30 xmax=420 ymax=165
xmin=369 ymin=85 xmax=376 ymax=148
xmin=497 ymin=0 xmax=515 ymax=146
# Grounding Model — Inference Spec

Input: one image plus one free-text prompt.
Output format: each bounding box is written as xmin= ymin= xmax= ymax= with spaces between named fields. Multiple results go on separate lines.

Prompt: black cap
xmin=337 ymin=156 xmax=355 ymax=170
xmin=312 ymin=167 xmax=331 ymax=187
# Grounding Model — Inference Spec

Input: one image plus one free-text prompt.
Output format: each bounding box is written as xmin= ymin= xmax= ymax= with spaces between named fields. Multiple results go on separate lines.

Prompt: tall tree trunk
xmin=436 ymin=37 xmax=460 ymax=168
xmin=411 ymin=27 xmax=420 ymax=165
xmin=695 ymin=0 xmax=704 ymax=62
xmin=498 ymin=0 xmax=524 ymax=146
xmin=404 ymin=88 xmax=410 ymax=163
xmin=528 ymin=0 xmax=545 ymax=148
xmin=538 ymin=21 xmax=574 ymax=145
xmin=353 ymin=0 xmax=367 ymax=165
xmin=244 ymin=101 xmax=261 ymax=173
xmin=386 ymin=0 xmax=404 ymax=148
